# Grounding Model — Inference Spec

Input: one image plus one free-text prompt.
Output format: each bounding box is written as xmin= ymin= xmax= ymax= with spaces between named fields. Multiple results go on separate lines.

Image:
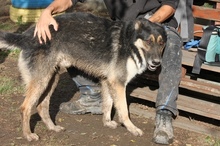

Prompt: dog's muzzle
xmin=148 ymin=60 xmax=161 ymax=71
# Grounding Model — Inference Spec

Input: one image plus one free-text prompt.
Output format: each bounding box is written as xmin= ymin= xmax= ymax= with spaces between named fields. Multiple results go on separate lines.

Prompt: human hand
xmin=34 ymin=9 xmax=58 ymax=44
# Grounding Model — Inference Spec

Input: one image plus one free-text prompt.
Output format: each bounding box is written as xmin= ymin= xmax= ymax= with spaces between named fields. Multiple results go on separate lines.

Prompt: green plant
xmin=203 ymin=2 xmax=213 ymax=8
xmin=0 ymin=23 xmax=12 ymax=30
xmin=0 ymin=49 xmax=20 ymax=61
xmin=0 ymin=76 xmax=24 ymax=95
xmin=9 ymin=48 xmax=21 ymax=58
xmin=0 ymin=21 xmax=19 ymax=31
xmin=16 ymin=15 xmax=23 ymax=25
xmin=205 ymin=136 xmax=220 ymax=146
xmin=0 ymin=50 xmax=10 ymax=60
xmin=0 ymin=77 xmax=14 ymax=95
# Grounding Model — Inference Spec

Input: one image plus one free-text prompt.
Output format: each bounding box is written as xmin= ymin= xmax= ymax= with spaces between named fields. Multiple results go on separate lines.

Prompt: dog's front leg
xmin=101 ymin=80 xmax=118 ymax=129
xmin=113 ymin=82 xmax=143 ymax=136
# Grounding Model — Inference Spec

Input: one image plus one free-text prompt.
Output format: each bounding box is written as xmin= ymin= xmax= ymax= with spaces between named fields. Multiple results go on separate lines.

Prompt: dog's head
xmin=134 ymin=19 xmax=167 ymax=71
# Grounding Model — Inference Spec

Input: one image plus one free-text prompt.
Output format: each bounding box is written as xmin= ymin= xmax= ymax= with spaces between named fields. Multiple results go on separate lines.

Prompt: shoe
xmin=59 ymin=93 xmax=102 ymax=115
xmin=153 ymin=110 xmax=174 ymax=145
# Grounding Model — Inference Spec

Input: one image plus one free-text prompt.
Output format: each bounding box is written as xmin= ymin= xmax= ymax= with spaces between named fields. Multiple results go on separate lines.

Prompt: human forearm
xmin=148 ymin=5 xmax=175 ymax=23
xmin=46 ymin=0 xmax=73 ymax=15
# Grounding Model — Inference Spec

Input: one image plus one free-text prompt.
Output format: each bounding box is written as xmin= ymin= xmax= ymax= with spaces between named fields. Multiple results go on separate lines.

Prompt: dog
xmin=0 ymin=12 xmax=166 ymax=141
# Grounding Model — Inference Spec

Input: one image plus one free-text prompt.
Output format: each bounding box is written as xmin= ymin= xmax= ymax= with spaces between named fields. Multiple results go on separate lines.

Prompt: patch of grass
xmin=0 ymin=18 xmax=32 ymax=33
xmin=8 ymin=49 xmax=21 ymax=58
xmin=0 ymin=49 xmax=22 ymax=95
xmin=205 ymin=136 xmax=220 ymax=146
xmin=0 ymin=50 xmax=10 ymax=60
xmin=0 ymin=77 xmax=24 ymax=95
xmin=0 ymin=77 xmax=14 ymax=94
xmin=0 ymin=22 xmax=17 ymax=31
xmin=0 ymin=49 xmax=20 ymax=61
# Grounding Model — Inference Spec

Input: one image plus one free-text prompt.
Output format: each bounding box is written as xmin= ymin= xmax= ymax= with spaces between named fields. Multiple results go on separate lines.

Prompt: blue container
xmin=11 ymin=0 xmax=53 ymax=9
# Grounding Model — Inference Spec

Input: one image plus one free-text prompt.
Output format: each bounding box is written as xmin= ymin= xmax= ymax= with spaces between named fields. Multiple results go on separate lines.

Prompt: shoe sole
xmin=153 ymin=131 xmax=173 ymax=145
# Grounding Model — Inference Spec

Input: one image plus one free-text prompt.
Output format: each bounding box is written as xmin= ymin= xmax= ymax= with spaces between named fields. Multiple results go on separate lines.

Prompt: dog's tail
xmin=0 ymin=31 xmax=24 ymax=51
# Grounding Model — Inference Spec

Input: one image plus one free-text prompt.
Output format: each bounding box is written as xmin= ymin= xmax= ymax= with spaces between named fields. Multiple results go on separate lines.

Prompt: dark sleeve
xmin=120 ymin=1 xmax=148 ymax=20
xmin=72 ymin=0 xmax=86 ymax=5
xmin=104 ymin=0 xmax=148 ymax=21
xmin=159 ymin=0 xmax=179 ymax=9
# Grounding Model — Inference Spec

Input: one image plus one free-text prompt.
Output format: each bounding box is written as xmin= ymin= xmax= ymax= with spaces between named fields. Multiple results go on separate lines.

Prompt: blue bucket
xmin=11 ymin=0 xmax=53 ymax=9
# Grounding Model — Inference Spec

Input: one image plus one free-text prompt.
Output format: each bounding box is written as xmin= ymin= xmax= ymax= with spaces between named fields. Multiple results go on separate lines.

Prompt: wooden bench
xmin=193 ymin=0 xmax=220 ymax=37
xmin=182 ymin=0 xmax=220 ymax=96
xmin=129 ymin=0 xmax=220 ymax=121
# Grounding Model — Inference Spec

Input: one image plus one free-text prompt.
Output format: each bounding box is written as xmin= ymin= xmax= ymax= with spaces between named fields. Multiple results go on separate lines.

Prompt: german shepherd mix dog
xmin=0 ymin=12 xmax=166 ymax=141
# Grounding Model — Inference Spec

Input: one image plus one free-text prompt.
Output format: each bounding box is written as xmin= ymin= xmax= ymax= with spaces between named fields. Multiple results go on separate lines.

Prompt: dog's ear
xmin=135 ymin=20 xmax=142 ymax=30
xmin=135 ymin=18 xmax=153 ymax=30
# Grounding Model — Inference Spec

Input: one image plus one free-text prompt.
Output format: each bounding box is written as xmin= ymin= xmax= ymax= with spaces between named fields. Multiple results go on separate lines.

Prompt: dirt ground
xmin=0 ymin=1 xmax=219 ymax=146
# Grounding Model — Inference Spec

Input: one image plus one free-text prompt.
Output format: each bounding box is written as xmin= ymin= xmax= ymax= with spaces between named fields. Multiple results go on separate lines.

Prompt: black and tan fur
xmin=0 ymin=12 xmax=166 ymax=141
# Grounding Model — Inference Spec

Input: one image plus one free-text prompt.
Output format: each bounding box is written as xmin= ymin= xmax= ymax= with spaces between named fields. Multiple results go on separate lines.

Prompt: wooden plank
xmin=141 ymin=72 xmax=220 ymax=97
xmin=206 ymin=0 xmax=220 ymax=2
xmin=193 ymin=1 xmax=220 ymax=37
xmin=139 ymin=73 xmax=220 ymax=98
xmin=129 ymin=104 xmax=220 ymax=138
xmin=192 ymin=5 xmax=220 ymax=22
xmin=182 ymin=49 xmax=220 ymax=73
xmin=128 ymin=85 xmax=220 ymax=120
xmin=211 ymin=0 xmax=220 ymax=2
xmin=180 ymin=77 xmax=220 ymax=97
xmin=215 ymin=1 xmax=220 ymax=24
xmin=194 ymin=24 xmax=204 ymax=37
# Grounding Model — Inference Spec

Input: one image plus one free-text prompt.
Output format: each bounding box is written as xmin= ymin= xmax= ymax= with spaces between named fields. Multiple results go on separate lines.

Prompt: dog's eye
xmin=158 ymin=38 xmax=165 ymax=45
xmin=157 ymin=36 xmax=165 ymax=46
xmin=146 ymin=39 xmax=153 ymax=45
xmin=159 ymin=40 xmax=164 ymax=45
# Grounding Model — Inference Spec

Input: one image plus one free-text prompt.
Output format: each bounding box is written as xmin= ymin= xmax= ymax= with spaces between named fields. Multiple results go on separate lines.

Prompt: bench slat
xmin=194 ymin=24 xmax=204 ymax=37
xmin=193 ymin=5 xmax=220 ymax=21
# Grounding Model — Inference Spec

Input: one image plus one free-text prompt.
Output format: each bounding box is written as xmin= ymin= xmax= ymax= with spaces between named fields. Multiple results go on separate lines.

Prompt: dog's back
xmin=0 ymin=13 xmax=125 ymax=74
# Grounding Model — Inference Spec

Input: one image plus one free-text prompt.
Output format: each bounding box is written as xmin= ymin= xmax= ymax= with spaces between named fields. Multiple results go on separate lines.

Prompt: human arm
xmin=148 ymin=0 xmax=179 ymax=23
xmin=148 ymin=5 xmax=175 ymax=23
xmin=34 ymin=0 xmax=73 ymax=44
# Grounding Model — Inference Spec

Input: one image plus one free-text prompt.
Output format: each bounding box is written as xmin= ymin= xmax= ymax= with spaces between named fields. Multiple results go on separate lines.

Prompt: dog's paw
xmin=51 ymin=125 xmax=65 ymax=132
xmin=104 ymin=120 xmax=118 ymax=129
xmin=25 ymin=133 xmax=39 ymax=141
xmin=128 ymin=127 xmax=144 ymax=136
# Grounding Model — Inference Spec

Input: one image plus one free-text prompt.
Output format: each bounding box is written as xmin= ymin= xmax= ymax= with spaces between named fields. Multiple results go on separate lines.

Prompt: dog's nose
xmin=152 ymin=60 xmax=160 ymax=66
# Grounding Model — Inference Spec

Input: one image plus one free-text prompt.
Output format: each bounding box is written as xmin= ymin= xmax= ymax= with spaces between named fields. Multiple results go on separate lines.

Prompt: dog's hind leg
xmin=111 ymin=81 xmax=143 ymax=136
xmin=20 ymin=78 xmax=50 ymax=141
xmin=37 ymin=72 xmax=64 ymax=132
xmin=101 ymin=80 xmax=118 ymax=129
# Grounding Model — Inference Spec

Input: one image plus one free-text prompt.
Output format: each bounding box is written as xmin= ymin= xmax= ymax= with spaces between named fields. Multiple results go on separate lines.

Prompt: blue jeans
xmin=156 ymin=26 xmax=182 ymax=116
